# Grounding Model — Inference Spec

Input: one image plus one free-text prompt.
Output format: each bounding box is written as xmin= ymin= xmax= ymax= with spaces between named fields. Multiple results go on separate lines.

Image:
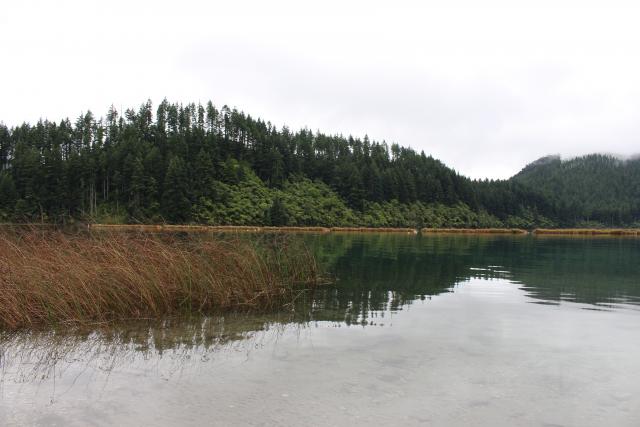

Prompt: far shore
xmin=2 ymin=223 xmax=640 ymax=236
xmin=421 ymin=228 xmax=528 ymax=235
xmin=532 ymin=228 xmax=640 ymax=236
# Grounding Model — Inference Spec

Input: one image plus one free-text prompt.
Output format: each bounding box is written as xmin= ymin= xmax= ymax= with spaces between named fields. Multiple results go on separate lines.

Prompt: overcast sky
xmin=2 ymin=0 xmax=640 ymax=179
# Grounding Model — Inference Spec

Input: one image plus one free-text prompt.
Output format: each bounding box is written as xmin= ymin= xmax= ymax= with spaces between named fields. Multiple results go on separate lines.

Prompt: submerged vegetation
xmin=0 ymin=230 xmax=322 ymax=330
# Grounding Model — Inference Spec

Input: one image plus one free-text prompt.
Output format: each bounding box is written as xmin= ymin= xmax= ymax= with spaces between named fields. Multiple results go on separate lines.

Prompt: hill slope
xmin=0 ymin=100 xmax=553 ymax=228
xmin=1 ymin=100 xmax=638 ymax=228
xmin=512 ymin=154 xmax=640 ymax=226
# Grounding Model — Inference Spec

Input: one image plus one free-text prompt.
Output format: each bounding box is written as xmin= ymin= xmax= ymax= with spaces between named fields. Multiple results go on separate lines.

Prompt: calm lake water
xmin=2 ymin=234 xmax=640 ymax=426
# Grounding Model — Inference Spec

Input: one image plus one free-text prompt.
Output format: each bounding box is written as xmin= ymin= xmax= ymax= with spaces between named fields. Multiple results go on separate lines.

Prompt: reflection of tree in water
xmin=304 ymin=234 xmax=508 ymax=324
xmin=505 ymin=237 xmax=640 ymax=307
xmin=305 ymin=234 xmax=640 ymax=322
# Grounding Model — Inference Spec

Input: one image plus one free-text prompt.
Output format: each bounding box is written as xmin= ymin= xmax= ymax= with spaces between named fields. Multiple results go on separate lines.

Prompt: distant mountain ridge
xmin=512 ymin=154 xmax=640 ymax=226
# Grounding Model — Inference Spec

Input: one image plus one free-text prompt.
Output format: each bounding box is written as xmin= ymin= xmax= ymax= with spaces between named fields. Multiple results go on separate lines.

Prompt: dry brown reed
xmin=89 ymin=224 xmax=263 ymax=233
xmin=330 ymin=227 xmax=417 ymax=234
xmin=90 ymin=224 xmax=331 ymax=233
xmin=533 ymin=228 xmax=640 ymax=236
xmin=421 ymin=228 xmax=528 ymax=235
xmin=0 ymin=230 xmax=322 ymax=330
xmin=91 ymin=224 xmax=407 ymax=234
xmin=261 ymin=226 xmax=331 ymax=233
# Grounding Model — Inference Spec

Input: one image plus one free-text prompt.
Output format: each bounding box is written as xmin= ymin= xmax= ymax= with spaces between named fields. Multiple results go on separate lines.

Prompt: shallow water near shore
xmin=2 ymin=234 xmax=640 ymax=426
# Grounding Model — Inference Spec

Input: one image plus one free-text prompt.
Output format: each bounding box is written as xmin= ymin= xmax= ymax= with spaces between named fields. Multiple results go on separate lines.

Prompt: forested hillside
xmin=513 ymin=154 xmax=640 ymax=227
xmin=0 ymin=100 xmax=632 ymax=228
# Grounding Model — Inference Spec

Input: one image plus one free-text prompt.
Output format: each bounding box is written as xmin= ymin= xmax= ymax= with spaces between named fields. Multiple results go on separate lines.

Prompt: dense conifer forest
xmin=0 ymin=100 xmax=637 ymax=228
xmin=513 ymin=154 xmax=640 ymax=227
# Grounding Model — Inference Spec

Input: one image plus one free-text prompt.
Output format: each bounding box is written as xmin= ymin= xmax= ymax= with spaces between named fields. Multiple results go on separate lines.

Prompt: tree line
xmin=0 ymin=99 xmax=620 ymax=228
xmin=513 ymin=154 xmax=640 ymax=227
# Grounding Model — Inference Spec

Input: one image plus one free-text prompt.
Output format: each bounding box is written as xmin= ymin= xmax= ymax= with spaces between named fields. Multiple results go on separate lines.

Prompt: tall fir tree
xmin=162 ymin=156 xmax=191 ymax=222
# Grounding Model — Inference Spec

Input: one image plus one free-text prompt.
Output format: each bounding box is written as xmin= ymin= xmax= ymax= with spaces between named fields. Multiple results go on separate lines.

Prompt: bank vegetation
xmin=0 ymin=230 xmax=322 ymax=330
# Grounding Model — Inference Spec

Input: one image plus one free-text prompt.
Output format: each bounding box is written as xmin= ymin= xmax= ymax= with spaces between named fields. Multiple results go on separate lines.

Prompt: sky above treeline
xmin=2 ymin=0 xmax=639 ymax=179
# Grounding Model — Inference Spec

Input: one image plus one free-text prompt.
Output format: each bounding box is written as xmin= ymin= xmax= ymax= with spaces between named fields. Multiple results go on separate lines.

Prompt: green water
xmin=2 ymin=234 xmax=640 ymax=426
xmin=309 ymin=234 xmax=640 ymax=316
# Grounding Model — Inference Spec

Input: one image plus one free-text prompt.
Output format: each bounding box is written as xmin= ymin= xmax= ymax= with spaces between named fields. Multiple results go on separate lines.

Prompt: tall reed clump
xmin=0 ymin=230 xmax=322 ymax=330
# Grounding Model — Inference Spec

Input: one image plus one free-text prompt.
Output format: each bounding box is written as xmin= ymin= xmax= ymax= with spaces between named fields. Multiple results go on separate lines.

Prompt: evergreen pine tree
xmin=0 ymin=171 xmax=17 ymax=217
xmin=162 ymin=156 xmax=191 ymax=222
xmin=268 ymin=197 xmax=289 ymax=226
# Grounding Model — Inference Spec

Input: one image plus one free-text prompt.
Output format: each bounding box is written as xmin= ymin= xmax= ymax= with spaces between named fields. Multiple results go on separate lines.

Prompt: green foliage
xmin=0 ymin=100 xmax=630 ymax=227
xmin=162 ymin=156 xmax=191 ymax=222
xmin=267 ymin=197 xmax=289 ymax=226
xmin=514 ymin=154 xmax=640 ymax=226
xmin=0 ymin=171 xmax=17 ymax=219
xmin=278 ymin=179 xmax=358 ymax=226
xmin=92 ymin=204 xmax=130 ymax=225
xmin=192 ymin=166 xmax=272 ymax=225
xmin=360 ymin=201 xmax=505 ymax=228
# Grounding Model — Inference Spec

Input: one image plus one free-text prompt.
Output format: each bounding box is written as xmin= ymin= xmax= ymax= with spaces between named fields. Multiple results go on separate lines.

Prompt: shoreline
xmin=532 ymin=228 xmax=640 ymax=236
xmin=3 ymin=223 xmax=640 ymax=236
xmin=421 ymin=228 xmax=528 ymax=235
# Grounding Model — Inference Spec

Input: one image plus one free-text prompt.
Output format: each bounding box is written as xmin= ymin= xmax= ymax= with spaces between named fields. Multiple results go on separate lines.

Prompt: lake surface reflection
xmin=2 ymin=234 xmax=640 ymax=426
